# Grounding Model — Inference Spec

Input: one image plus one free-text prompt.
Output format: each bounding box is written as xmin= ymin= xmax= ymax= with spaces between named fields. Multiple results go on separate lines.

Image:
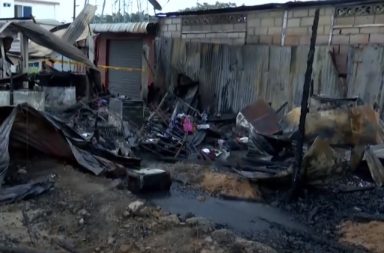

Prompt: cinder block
xmin=287 ymin=18 xmax=300 ymax=27
xmin=284 ymin=35 xmax=300 ymax=46
xmin=164 ymin=18 xmax=173 ymax=25
xmin=183 ymin=25 xmax=192 ymax=32
xmin=319 ymin=25 xmax=331 ymax=35
xmin=332 ymin=35 xmax=350 ymax=44
xmin=268 ymin=26 xmax=282 ymax=35
xmin=254 ymin=27 xmax=268 ymax=35
xmin=354 ymin=15 xmax=374 ymax=25
xmin=171 ymin=18 xmax=181 ymax=24
xmin=163 ymin=31 xmax=172 ymax=37
xmin=308 ymin=8 xmax=316 ymax=16
xmin=234 ymin=23 xmax=246 ymax=31
xmin=261 ymin=18 xmax=275 ymax=26
xmin=375 ymin=14 xmax=384 ymax=24
xmin=247 ymin=35 xmax=259 ymax=44
xmin=171 ymin=31 xmax=181 ymax=38
xmin=300 ymin=35 xmax=311 ymax=45
xmin=370 ymin=34 xmax=384 ymax=43
xmin=294 ymin=8 xmax=309 ymax=18
xmin=272 ymin=35 xmax=281 ymax=45
xmin=259 ymin=35 xmax=273 ymax=44
xmin=301 ymin=17 xmax=314 ymax=26
xmin=168 ymin=24 xmax=177 ymax=31
xmin=287 ymin=27 xmax=308 ymax=35
xmin=288 ymin=10 xmax=294 ymax=18
xmin=340 ymin=28 xmax=359 ymax=34
xmin=222 ymin=24 xmax=235 ymax=31
xmin=274 ymin=17 xmax=283 ymax=26
xmin=335 ymin=16 xmax=354 ymax=25
xmin=247 ymin=17 xmax=261 ymax=27
xmin=349 ymin=34 xmax=369 ymax=44
xmin=317 ymin=35 xmax=330 ymax=44
xmin=318 ymin=16 xmax=332 ymax=25
xmin=360 ymin=27 xmax=384 ymax=34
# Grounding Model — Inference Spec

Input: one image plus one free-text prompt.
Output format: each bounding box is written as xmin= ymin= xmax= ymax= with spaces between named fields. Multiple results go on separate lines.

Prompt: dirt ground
xmin=0 ymin=158 xmax=275 ymax=253
xmin=339 ymin=221 xmax=384 ymax=253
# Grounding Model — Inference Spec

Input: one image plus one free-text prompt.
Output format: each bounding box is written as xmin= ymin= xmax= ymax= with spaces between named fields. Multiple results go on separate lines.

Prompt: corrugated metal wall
xmin=348 ymin=46 xmax=384 ymax=118
xmin=156 ymin=37 xmax=343 ymax=113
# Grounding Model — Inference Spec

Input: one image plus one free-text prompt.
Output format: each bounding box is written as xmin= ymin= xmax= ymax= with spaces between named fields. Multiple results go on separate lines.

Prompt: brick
xmin=349 ymin=34 xmax=369 ymax=44
xmin=268 ymin=26 xmax=281 ymax=35
xmin=254 ymin=27 xmax=268 ymax=35
xmin=340 ymin=28 xmax=359 ymax=34
xmin=259 ymin=35 xmax=273 ymax=44
xmin=234 ymin=23 xmax=246 ymax=31
xmin=284 ymin=35 xmax=300 ymax=46
xmin=294 ymin=9 xmax=309 ymax=17
xmin=370 ymin=34 xmax=384 ymax=43
xmin=360 ymin=27 xmax=384 ymax=34
xmin=332 ymin=35 xmax=349 ymax=44
xmin=287 ymin=18 xmax=300 ymax=27
xmin=318 ymin=16 xmax=332 ymax=25
xmin=375 ymin=14 xmax=384 ymax=24
xmin=261 ymin=18 xmax=275 ymax=26
xmin=354 ymin=15 xmax=374 ymax=25
xmin=287 ymin=27 xmax=308 ymax=35
xmin=301 ymin=17 xmax=314 ymax=26
xmin=274 ymin=17 xmax=283 ymax=26
xmin=247 ymin=35 xmax=259 ymax=44
xmin=335 ymin=16 xmax=354 ymax=25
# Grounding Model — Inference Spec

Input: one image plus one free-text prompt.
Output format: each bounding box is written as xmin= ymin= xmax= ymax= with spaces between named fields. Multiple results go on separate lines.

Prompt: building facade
xmin=0 ymin=0 xmax=59 ymax=19
xmin=155 ymin=0 xmax=384 ymax=117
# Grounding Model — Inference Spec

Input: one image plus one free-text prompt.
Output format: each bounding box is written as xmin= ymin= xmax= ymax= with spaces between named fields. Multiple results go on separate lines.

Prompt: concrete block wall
xmin=159 ymin=17 xmax=182 ymax=38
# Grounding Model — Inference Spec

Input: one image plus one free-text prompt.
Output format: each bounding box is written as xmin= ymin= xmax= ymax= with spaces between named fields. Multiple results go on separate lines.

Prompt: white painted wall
xmin=14 ymin=0 xmax=59 ymax=19
xmin=0 ymin=0 xmax=15 ymax=18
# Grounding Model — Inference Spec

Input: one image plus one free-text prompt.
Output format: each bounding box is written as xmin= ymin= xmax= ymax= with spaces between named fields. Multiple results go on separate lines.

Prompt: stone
xmin=186 ymin=217 xmax=214 ymax=233
xmin=128 ymin=200 xmax=145 ymax=214
xmin=78 ymin=218 xmax=85 ymax=225
xmin=212 ymin=229 xmax=236 ymax=245
xmin=160 ymin=214 xmax=180 ymax=224
xmin=78 ymin=209 xmax=90 ymax=217
xmin=122 ymin=210 xmax=130 ymax=218
xmin=107 ymin=236 xmax=115 ymax=245
xmin=235 ymin=238 xmax=278 ymax=253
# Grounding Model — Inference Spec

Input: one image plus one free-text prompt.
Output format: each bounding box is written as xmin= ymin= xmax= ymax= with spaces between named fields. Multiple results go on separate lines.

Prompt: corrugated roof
xmin=91 ymin=22 xmax=156 ymax=34
xmin=158 ymin=0 xmax=381 ymax=17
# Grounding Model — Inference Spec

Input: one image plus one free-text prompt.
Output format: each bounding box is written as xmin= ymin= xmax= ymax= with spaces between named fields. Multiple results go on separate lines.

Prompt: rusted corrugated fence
xmin=156 ymin=37 xmax=384 ymax=115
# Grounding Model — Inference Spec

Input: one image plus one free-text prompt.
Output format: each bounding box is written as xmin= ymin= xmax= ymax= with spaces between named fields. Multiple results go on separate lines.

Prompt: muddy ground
xmin=1 ymin=157 xmax=383 ymax=253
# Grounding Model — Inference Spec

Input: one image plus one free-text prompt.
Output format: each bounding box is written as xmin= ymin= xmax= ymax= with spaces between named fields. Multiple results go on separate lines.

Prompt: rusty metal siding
xmin=156 ymin=37 xmax=341 ymax=113
xmin=348 ymin=46 xmax=384 ymax=118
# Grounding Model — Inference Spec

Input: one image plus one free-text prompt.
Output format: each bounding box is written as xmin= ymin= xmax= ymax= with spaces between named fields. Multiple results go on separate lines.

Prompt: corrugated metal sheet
xmin=156 ymin=38 xmax=341 ymax=113
xmin=348 ymin=46 xmax=384 ymax=118
xmin=91 ymin=22 xmax=154 ymax=34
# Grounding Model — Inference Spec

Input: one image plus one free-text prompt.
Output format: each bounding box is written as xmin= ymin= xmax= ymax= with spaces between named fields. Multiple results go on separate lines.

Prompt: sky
xmin=58 ymin=0 xmax=295 ymax=22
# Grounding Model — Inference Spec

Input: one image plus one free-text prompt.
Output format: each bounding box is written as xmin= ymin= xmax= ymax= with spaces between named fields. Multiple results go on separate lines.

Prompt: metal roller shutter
xmin=108 ymin=39 xmax=142 ymax=99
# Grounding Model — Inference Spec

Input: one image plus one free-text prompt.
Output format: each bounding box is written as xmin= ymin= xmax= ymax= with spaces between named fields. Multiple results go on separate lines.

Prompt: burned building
xmin=156 ymin=0 xmax=384 ymax=117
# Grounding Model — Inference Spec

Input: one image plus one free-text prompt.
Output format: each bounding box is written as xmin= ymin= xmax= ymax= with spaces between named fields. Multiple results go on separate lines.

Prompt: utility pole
xmin=73 ymin=0 xmax=76 ymax=20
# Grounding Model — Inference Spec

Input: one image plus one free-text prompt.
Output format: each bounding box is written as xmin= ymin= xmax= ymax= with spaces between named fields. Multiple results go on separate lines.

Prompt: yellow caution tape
xmin=49 ymin=59 xmax=144 ymax=72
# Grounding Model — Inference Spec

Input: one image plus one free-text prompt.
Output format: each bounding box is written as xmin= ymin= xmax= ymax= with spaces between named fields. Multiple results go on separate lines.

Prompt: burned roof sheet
xmin=91 ymin=22 xmax=158 ymax=34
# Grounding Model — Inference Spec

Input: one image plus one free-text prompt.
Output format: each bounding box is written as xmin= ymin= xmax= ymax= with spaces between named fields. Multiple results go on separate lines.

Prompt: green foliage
xmin=181 ymin=1 xmax=237 ymax=11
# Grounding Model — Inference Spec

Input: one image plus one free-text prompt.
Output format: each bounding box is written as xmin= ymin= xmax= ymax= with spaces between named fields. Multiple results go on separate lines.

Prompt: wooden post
xmin=291 ymin=9 xmax=320 ymax=197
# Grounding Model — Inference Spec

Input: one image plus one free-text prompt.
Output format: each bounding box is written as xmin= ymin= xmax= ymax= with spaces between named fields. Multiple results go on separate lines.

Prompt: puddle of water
xmin=145 ymin=185 xmax=307 ymax=235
